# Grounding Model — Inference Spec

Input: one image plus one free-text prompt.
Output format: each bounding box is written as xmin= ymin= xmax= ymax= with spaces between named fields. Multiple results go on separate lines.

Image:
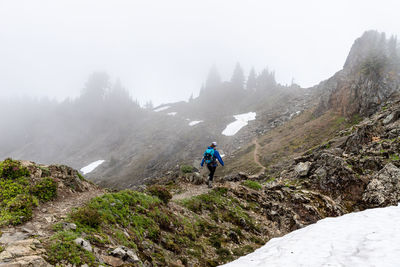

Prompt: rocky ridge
xmin=316 ymin=30 xmax=400 ymax=117
xmin=280 ymin=95 xmax=400 ymax=211
xmin=0 ymin=161 xmax=102 ymax=266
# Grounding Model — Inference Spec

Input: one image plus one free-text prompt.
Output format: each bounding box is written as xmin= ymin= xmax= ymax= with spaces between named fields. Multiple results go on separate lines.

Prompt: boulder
xmin=191 ymin=172 xmax=204 ymax=185
xmin=110 ymin=246 xmax=140 ymax=263
xmin=62 ymin=223 xmax=77 ymax=231
xmin=363 ymin=163 xmax=400 ymax=207
xmin=294 ymin=162 xmax=312 ymax=177
xmin=74 ymin=238 xmax=92 ymax=252
xmin=383 ymin=110 xmax=400 ymax=125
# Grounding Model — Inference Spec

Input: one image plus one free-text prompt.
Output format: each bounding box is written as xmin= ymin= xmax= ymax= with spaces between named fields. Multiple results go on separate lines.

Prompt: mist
xmin=1 ymin=0 xmax=400 ymax=106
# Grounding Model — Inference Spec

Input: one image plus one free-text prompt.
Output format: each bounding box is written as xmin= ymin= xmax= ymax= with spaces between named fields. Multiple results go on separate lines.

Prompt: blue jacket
xmin=201 ymin=147 xmax=224 ymax=167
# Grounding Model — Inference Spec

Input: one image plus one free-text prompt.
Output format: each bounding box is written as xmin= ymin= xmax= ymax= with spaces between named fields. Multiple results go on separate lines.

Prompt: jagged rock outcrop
xmin=315 ymin=30 xmax=400 ymax=117
xmin=0 ymin=239 xmax=50 ymax=267
xmin=363 ymin=163 xmax=400 ymax=207
xmin=281 ymin=95 xmax=400 ymax=210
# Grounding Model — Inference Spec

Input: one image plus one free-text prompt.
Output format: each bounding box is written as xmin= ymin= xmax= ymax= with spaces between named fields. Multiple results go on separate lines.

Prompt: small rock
xmin=0 ymin=250 xmax=13 ymax=261
xmin=295 ymin=162 xmax=312 ymax=177
xmin=383 ymin=111 xmax=400 ymax=125
xmin=110 ymin=247 xmax=125 ymax=258
xmin=21 ymin=228 xmax=34 ymax=235
xmin=314 ymin=167 xmax=327 ymax=180
xmin=44 ymin=216 xmax=53 ymax=223
xmin=74 ymin=238 xmax=92 ymax=252
xmin=6 ymin=244 xmax=34 ymax=257
xmin=110 ymin=246 xmax=140 ymax=263
xmin=62 ymin=223 xmax=77 ymax=231
xmin=125 ymin=250 xmax=140 ymax=263
xmin=102 ymin=255 xmax=124 ymax=267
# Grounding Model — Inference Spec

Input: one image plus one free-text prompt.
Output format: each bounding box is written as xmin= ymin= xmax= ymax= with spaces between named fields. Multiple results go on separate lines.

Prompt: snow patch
xmin=154 ymin=106 xmax=170 ymax=112
xmin=80 ymin=160 xmax=105 ymax=175
xmin=167 ymin=112 xmax=177 ymax=116
xmin=221 ymin=204 xmax=400 ymax=267
xmin=189 ymin=120 xmax=203 ymax=126
xmin=222 ymin=112 xmax=256 ymax=136
xmin=289 ymin=110 xmax=301 ymax=119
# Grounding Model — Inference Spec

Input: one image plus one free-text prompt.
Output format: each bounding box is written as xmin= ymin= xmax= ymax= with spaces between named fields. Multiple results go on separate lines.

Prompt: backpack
xmin=204 ymin=148 xmax=216 ymax=165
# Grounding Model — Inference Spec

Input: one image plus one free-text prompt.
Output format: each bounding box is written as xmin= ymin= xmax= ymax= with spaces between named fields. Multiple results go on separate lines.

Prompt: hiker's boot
xmin=208 ymin=180 xmax=213 ymax=188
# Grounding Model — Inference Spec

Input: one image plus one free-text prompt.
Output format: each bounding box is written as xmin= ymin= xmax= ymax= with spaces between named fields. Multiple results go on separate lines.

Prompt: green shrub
xmin=147 ymin=185 xmax=172 ymax=204
xmin=180 ymin=165 xmax=194 ymax=173
xmin=361 ymin=54 xmax=387 ymax=77
xmin=0 ymin=158 xmax=30 ymax=179
xmin=242 ymin=180 xmax=262 ymax=190
xmin=1 ymin=194 xmax=38 ymax=225
xmin=70 ymin=206 xmax=102 ymax=229
xmin=76 ymin=172 xmax=85 ymax=181
xmin=31 ymin=177 xmax=58 ymax=201
xmin=0 ymin=175 xmax=40 ymax=226
xmin=46 ymin=231 xmax=95 ymax=266
xmin=0 ymin=177 xmax=29 ymax=201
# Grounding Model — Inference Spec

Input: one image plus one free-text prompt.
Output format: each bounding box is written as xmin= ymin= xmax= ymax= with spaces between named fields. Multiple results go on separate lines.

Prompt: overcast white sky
xmin=0 ymin=0 xmax=399 ymax=106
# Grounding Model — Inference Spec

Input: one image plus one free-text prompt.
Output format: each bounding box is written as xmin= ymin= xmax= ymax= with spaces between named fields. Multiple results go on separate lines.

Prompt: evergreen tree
xmin=205 ymin=64 xmax=221 ymax=91
xmin=230 ymin=62 xmax=245 ymax=90
xmin=107 ymin=78 xmax=131 ymax=103
xmin=246 ymin=67 xmax=257 ymax=91
xmin=81 ymin=72 xmax=110 ymax=102
xmin=256 ymin=68 xmax=276 ymax=91
xmin=388 ymin=35 xmax=399 ymax=69
xmin=188 ymin=93 xmax=194 ymax=102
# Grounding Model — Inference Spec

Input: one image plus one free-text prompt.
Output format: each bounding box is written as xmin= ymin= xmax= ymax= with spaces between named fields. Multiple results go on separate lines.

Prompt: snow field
xmin=189 ymin=120 xmax=203 ymax=126
xmin=153 ymin=106 xmax=170 ymax=112
xmin=222 ymin=112 xmax=256 ymax=136
xmin=80 ymin=160 xmax=105 ymax=174
xmin=222 ymin=204 xmax=400 ymax=267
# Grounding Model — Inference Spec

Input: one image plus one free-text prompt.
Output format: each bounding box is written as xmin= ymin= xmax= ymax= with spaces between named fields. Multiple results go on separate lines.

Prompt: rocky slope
xmin=2 ymin=92 xmax=399 ymax=266
xmin=0 ymin=159 xmax=103 ymax=266
xmin=284 ymin=95 xmax=400 ymax=211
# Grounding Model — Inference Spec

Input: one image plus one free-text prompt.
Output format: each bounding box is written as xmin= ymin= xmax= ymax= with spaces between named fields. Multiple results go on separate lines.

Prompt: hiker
xmin=201 ymin=141 xmax=224 ymax=188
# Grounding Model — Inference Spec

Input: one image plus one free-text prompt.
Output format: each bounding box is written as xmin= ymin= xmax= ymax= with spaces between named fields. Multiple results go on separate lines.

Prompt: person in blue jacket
xmin=201 ymin=141 xmax=224 ymax=188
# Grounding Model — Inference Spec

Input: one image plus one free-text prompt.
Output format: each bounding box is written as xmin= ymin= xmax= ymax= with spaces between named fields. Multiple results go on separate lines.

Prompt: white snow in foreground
xmin=167 ymin=112 xmax=177 ymax=116
xmin=153 ymin=106 xmax=170 ymax=112
xmin=189 ymin=120 xmax=203 ymax=126
xmin=222 ymin=112 xmax=256 ymax=136
xmin=80 ymin=160 xmax=105 ymax=175
xmin=222 ymin=204 xmax=400 ymax=267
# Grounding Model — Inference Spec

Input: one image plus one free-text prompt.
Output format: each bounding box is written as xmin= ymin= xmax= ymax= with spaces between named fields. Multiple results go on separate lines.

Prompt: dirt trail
xmin=0 ymin=188 xmax=105 ymax=245
xmin=31 ymin=188 xmax=105 ymax=235
xmin=172 ymin=138 xmax=266 ymax=201
xmin=172 ymin=183 xmax=211 ymax=201
xmin=252 ymin=138 xmax=266 ymax=176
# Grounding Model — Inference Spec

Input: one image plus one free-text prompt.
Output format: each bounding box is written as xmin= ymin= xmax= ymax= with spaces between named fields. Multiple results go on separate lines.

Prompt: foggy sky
xmin=1 ymin=0 xmax=399 ymax=106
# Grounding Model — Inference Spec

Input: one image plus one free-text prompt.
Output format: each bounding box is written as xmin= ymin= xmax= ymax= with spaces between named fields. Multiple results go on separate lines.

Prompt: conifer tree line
xmin=199 ymin=62 xmax=277 ymax=98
